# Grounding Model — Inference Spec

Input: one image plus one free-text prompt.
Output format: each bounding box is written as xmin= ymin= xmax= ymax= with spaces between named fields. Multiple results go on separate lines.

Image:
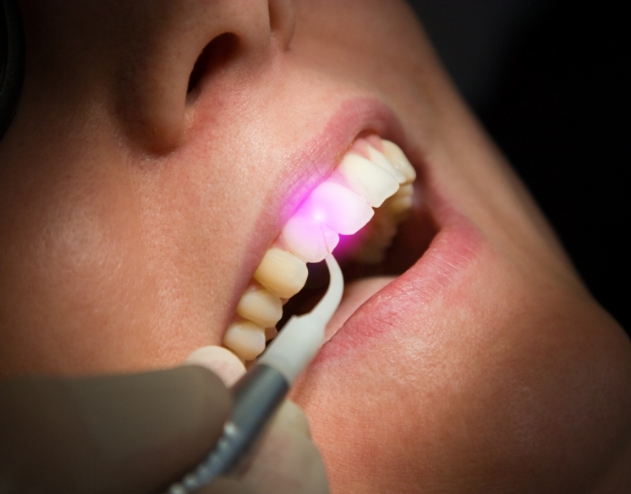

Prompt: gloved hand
xmin=0 ymin=346 xmax=329 ymax=494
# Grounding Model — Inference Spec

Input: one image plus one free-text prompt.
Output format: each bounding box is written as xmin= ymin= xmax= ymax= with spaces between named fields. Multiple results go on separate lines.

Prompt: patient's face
xmin=1 ymin=0 xmax=630 ymax=491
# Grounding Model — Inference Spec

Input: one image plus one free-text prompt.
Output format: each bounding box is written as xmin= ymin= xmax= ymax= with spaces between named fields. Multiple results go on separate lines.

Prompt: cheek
xmin=0 ymin=161 xmax=166 ymax=377
xmin=294 ymin=0 xmax=433 ymax=84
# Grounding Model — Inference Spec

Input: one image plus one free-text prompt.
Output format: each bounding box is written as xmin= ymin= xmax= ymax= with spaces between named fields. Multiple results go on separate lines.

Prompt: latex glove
xmin=0 ymin=346 xmax=328 ymax=494
xmin=185 ymin=347 xmax=329 ymax=494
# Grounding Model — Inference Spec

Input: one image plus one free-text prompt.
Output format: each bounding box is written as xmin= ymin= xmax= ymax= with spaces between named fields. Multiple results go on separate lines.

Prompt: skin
xmin=1 ymin=0 xmax=630 ymax=492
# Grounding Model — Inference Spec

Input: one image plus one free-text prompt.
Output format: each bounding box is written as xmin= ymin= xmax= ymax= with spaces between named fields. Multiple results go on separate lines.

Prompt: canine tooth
xmin=299 ymin=181 xmax=374 ymax=235
xmin=381 ymin=140 xmax=416 ymax=185
xmin=223 ymin=321 xmax=266 ymax=361
xmin=253 ymin=248 xmax=308 ymax=299
xmin=282 ymin=215 xmax=339 ymax=263
xmin=336 ymin=154 xmax=400 ymax=208
xmin=366 ymin=144 xmax=406 ymax=184
xmin=236 ymin=286 xmax=283 ymax=328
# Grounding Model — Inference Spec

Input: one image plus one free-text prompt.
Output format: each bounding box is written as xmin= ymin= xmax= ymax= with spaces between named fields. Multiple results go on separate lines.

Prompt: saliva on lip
xmin=223 ymin=137 xmax=417 ymax=362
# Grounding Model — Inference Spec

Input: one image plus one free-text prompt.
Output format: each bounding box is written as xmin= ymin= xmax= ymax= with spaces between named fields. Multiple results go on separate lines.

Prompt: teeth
xmin=297 ymin=181 xmax=374 ymax=235
xmin=353 ymin=207 xmax=398 ymax=264
xmin=281 ymin=216 xmax=339 ymax=263
xmin=253 ymin=248 xmax=308 ymax=299
xmin=335 ymin=154 xmax=400 ymax=207
xmin=381 ymin=140 xmax=416 ymax=185
xmin=365 ymin=144 xmax=407 ymax=184
xmin=223 ymin=321 xmax=267 ymax=361
xmin=236 ymin=286 xmax=283 ymax=328
xmin=386 ymin=183 xmax=415 ymax=218
xmin=223 ymin=136 xmax=417 ymax=361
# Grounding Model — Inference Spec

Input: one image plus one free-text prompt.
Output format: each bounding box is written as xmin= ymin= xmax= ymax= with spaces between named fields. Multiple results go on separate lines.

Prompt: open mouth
xmin=221 ymin=133 xmax=438 ymax=362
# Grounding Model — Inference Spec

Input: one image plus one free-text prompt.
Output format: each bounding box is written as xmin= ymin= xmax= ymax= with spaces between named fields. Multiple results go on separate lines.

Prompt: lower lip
xmin=313 ymin=209 xmax=483 ymax=363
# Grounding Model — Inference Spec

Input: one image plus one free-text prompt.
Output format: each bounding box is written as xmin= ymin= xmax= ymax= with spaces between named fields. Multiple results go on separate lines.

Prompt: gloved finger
xmin=272 ymin=399 xmax=312 ymax=438
xmin=0 ymin=366 xmax=231 ymax=494
xmin=238 ymin=399 xmax=329 ymax=494
xmin=185 ymin=345 xmax=246 ymax=386
xmin=184 ymin=349 xmax=326 ymax=493
xmin=197 ymin=477 xmax=258 ymax=494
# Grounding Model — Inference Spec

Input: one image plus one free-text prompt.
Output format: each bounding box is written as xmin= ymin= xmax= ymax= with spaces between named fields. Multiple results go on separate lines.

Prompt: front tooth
xmin=281 ymin=216 xmax=339 ymax=263
xmin=223 ymin=321 xmax=266 ymax=361
xmin=236 ymin=286 xmax=283 ymax=328
xmin=299 ymin=181 xmax=374 ymax=235
xmin=381 ymin=140 xmax=416 ymax=185
xmin=336 ymin=154 xmax=400 ymax=208
xmin=253 ymin=248 xmax=308 ymax=299
xmin=365 ymin=145 xmax=406 ymax=184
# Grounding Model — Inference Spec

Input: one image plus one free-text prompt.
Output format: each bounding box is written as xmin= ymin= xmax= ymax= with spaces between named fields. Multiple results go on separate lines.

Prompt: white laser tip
xmin=258 ymin=254 xmax=344 ymax=384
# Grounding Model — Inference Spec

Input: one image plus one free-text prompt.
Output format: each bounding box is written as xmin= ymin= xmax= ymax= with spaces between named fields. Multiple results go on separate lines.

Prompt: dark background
xmin=408 ymin=0 xmax=629 ymax=333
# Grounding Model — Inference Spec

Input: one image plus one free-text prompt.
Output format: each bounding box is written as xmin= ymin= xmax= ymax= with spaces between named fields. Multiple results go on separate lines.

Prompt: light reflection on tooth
xmin=300 ymin=181 xmax=374 ymax=235
xmin=366 ymin=144 xmax=406 ymax=184
xmin=223 ymin=321 xmax=266 ymax=361
xmin=236 ymin=286 xmax=283 ymax=328
xmin=381 ymin=140 xmax=416 ymax=184
xmin=282 ymin=215 xmax=339 ymax=263
xmin=336 ymin=154 xmax=400 ymax=208
xmin=253 ymin=248 xmax=308 ymax=299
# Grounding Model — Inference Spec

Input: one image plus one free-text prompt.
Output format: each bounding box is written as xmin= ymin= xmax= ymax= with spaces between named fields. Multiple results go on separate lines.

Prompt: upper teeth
xmin=223 ymin=137 xmax=416 ymax=361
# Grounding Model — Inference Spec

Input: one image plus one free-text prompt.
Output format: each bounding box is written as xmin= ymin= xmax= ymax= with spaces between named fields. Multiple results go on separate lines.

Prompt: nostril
xmin=187 ymin=33 xmax=240 ymax=96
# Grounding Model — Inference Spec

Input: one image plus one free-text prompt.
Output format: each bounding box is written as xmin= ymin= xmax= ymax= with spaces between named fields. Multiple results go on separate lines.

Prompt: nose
xmin=113 ymin=0 xmax=296 ymax=153
xmin=20 ymin=0 xmax=295 ymax=154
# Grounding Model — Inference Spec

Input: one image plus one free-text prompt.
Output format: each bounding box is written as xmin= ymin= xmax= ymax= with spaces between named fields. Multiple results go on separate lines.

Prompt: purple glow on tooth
xmin=298 ymin=181 xmax=374 ymax=235
xmin=282 ymin=215 xmax=340 ymax=263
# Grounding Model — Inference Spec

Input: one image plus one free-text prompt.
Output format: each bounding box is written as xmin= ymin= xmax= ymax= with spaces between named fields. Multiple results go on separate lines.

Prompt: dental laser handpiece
xmin=166 ymin=254 xmax=344 ymax=494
